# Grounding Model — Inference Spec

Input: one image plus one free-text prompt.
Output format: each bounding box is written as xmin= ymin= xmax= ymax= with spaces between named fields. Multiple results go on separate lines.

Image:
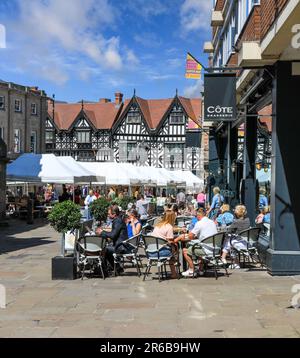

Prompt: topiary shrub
xmin=90 ymin=197 xmax=110 ymax=223
xmin=48 ymin=200 xmax=81 ymax=233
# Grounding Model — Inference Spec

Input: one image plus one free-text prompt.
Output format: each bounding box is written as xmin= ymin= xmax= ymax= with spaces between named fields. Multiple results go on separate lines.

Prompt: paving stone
xmin=1 ymin=219 xmax=300 ymax=337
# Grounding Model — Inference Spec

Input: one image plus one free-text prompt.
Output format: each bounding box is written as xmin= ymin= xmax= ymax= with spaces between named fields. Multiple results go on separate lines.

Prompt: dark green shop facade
xmin=206 ymin=60 xmax=300 ymax=275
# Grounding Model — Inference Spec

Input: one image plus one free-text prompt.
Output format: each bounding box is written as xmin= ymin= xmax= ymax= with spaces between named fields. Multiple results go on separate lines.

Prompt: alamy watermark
xmin=0 ymin=24 xmax=6 ymax=49
xmin=0 ymin=284 xmax=6 ymax=309
xmin=291 ymin=284 xmax=300 ymax=309
xmin=291 ymin=24 xmax=300 ymax=49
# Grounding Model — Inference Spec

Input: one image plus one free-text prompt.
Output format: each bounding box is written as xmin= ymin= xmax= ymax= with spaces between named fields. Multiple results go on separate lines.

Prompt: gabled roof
xmin=48 ymin=101 xmax=122 ymax=130
xmin=136 ymin=97 xmax=174 ymax=129
xmin=48 ymin=95 xmax=202 ymax=132
xmin=119 ymin=96 xmax=201 ymax=130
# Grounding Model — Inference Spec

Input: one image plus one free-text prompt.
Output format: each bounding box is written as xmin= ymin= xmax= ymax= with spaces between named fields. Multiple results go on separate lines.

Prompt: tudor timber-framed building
xmin=46 ymin=93 xmax=203 ymax=175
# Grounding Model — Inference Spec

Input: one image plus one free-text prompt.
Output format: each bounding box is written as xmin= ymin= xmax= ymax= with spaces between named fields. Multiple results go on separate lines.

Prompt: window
xmin=30 ymin=131 xmax=37 ymax=153
xmin=14 ymin=129 xmax=20 ymax=153
xmin=15 ymin=99 xmax=22 ymax=112
xmin=31 ymin=103 xmax=37 ymax=115
xmin=127 ymin=142 xmax=137 ymax=161
xmin=46 ymin=131 xmax=55 ymax=143
xmin=170 ymin=113 xmax=185 ymax=124
xmin=127 ymin=112 xmax=141 ymax=124
xmin=0 ymin=127 xmax=4 ymax=139
xmin=77 ymin=131 xmax=90 ymax=143
xmin=164 ymin=143 xmax=184 ymax=169
xmin=0 ymin=96 xmax=5 ymax=110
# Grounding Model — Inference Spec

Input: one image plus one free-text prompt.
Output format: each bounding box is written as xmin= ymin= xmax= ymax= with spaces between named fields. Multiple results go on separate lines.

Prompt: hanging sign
xmin=204 ymin=73 xmax=236 ymax=121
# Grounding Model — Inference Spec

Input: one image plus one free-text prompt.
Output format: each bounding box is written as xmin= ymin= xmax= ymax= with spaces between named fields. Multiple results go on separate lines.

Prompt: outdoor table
xmin=170 ymin=233 xmax=190 ymax=272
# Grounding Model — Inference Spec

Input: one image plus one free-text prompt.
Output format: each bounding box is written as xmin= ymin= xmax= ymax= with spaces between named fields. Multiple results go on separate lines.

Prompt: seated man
xmin=174 ymin=208 xmax=217 ymax=277
xmin=97 ymin=205 xmax=129 ymax=274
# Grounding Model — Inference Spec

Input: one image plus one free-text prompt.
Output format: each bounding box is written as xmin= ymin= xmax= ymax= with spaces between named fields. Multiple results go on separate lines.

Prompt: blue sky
xmin=0 ymin=0 xmax=211 ymax=102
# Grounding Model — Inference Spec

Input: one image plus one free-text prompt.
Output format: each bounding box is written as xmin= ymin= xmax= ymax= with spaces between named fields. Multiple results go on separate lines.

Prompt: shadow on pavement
xmin=0 ymin=218 xmax=56 ymax=255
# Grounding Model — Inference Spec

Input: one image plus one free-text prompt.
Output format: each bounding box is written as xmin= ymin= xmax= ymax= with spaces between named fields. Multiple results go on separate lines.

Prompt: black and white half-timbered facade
xmin=46 ymin=93 xmax=202 ymax=174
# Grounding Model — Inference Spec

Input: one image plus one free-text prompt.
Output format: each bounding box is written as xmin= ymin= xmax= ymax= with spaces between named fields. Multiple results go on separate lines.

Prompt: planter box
xmin=52 ymin=256 xmax=77 ymax=280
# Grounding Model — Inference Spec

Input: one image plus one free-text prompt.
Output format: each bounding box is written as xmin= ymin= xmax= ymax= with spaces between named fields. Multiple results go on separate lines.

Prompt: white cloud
xmin=122 ymin=0 xmax=168 ymax=19
xmin=126 ymin=49 xmax=140 ymax=67
xmin=180 ymin=0 xmax=212 ymax=35
xmin=134 ymin=33 xmax=162 ymax=48
xmin=183 ymin=80 xmax=203 ymax=98
xmin=4 ymin=0 xmax=138 ymax=85
xmin=166 ymin=58 xmax=182 ymax=68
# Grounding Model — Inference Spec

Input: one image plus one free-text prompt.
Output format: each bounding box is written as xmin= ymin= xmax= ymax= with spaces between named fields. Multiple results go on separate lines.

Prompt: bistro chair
xmin=142 ymin=235 xmax=180 ymax=282
xmin=230 ymin=227 xmax=262 ymax=268
xmin=113 ymin=233 xmax=143 ymax=277
xmin=191 ymin=232 xmax=228 ymax=280
xmin=75 ymin=235 xmax=107 ymax=280
xmin=175 ymin=216 xmax=193 ymax=228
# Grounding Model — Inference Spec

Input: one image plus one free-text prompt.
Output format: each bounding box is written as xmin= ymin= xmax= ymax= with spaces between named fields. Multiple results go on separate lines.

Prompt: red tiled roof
xmin=258 ymin=104 xmax=272 ymax=132
xmin=136 ymin=97 xmax=173 ymax=129
xmin=120 ymin=96 xmax=201 ymax=129
xmin=48 ymin=101 xmax=121 ymax=130
xmin=48 ymin=96 xmax=202 ymax=131
xmin=178 ymin=96 xmax=201 ymax=126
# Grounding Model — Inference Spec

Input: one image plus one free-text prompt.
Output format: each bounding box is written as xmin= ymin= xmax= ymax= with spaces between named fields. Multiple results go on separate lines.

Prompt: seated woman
xmin=255 ymin=205 xmax=271 ymax=225
xmin=216 ymin=204 xmax=234 ymax=227
xmin=150 ymin=210 xmax=177 ymax=279
xmin=221 ymin=205 xmax=251 ymax=268
xmin=262 ymin=206 xmax=270 ymax=224
xmin=255 ymin=208 xmax=265 ymax=225
xmin=126 ymin=209 xmax=142 ymax=238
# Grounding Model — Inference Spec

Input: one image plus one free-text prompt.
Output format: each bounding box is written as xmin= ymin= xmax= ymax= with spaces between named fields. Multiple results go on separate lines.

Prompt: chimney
xmin=99 ymin=98 xmax=111 ymax=103
xmin=115 ymin=92 xmax=123 ymax=106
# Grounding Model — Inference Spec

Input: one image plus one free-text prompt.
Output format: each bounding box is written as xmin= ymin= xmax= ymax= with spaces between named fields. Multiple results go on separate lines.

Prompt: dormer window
xmin=170 ymin=113 xmax=185 ymax=124
xmin=127 ymin=111 xmax=141 ymax=124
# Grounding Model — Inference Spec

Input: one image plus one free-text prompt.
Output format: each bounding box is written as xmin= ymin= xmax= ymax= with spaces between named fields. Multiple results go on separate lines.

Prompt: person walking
xmin=84 ymin=189 xmax=96 ymax=220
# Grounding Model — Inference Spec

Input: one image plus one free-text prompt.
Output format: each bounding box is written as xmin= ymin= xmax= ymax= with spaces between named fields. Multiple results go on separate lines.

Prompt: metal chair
xmin=175 ymin=216 xmax=193 ymax=228
xmin=191 ymin=232 xmax=228 ymax=280
xmin=230 ymin=227 xmax=263 ymax=267
xmin=113 ymin=233 xmax=143 ymax=277
xmin=142 ymin=235 xmax=180 ymax=282
xmin=76 ymin=235 xmax=107 ymax=280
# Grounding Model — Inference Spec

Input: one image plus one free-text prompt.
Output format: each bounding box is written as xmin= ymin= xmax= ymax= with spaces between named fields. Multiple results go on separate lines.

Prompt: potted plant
xmin=113 ymin=197 xmax=135 ymax=211
xmin=48 ymin=200 xmax=81 ymax=256
xmin=90 ymin=197 xmax=110 ymax=225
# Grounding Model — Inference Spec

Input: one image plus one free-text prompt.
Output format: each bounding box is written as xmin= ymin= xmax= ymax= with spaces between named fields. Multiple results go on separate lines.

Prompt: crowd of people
xmin=88 ymin=185 xmax=270 ymax=278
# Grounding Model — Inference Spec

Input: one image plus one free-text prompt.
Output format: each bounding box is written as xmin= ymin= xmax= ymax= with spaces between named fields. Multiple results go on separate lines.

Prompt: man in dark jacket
xmin=97 ymin=205 xmax=128 ymax=273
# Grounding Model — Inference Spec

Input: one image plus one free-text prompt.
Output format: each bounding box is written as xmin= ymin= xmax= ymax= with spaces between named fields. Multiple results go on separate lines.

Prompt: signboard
xmin=204 ymin=73 xmax=236 ymax=121
xmin=185 ymin=53 xmax=202 ymax=79
xmin=186 ymin=131 xmax=201 ymax=148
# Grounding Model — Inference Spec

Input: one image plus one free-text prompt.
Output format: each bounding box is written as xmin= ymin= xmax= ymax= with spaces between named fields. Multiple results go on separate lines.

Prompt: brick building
xmin=0 ymin=80 xmax=48 ymax=160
